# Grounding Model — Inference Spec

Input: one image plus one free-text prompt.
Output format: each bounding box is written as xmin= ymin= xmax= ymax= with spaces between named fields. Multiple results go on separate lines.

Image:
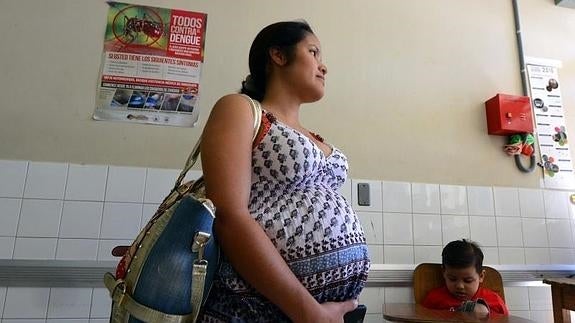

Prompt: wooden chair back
xmin=413 ymin=263 xmax=505 ymax=304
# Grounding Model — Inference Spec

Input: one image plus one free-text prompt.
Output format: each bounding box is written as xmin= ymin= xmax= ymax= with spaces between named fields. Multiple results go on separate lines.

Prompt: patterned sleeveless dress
xmin=200 ymin=111 xmax=370 ymax=322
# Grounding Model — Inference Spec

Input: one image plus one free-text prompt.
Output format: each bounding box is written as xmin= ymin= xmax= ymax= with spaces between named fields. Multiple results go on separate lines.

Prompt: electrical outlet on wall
xmin=556 ymin=0 xmax=575 ymax=9
xmin=357 ymin=183 xmax=370 ymax=206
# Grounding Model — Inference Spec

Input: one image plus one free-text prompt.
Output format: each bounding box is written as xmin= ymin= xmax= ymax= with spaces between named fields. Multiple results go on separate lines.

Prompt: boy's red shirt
xmin=422 ymin=285 xmax=509 ymax=315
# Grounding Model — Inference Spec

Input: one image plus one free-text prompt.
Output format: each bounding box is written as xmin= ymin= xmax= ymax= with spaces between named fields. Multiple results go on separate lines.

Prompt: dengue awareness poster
xmin=93 ymin=2 xmax=207 ymax=127
xmin=526 ymin=62 xmax=575 ymax=190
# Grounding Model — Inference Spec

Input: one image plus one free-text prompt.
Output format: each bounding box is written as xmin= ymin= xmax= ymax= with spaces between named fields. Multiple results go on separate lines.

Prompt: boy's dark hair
xmin=442 ymin=239 xmax=484 ymax=273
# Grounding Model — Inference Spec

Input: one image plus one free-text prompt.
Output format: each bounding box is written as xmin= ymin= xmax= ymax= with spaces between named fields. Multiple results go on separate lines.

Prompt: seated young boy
xmin=422 ymin=239 xmax=509 ymax=316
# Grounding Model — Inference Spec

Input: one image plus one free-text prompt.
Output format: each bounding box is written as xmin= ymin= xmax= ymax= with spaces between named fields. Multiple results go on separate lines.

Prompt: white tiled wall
xmin=0 ymin=160 xmax=202 ymax=321
xmin=1 ymin=160 xmax=574 ymax=322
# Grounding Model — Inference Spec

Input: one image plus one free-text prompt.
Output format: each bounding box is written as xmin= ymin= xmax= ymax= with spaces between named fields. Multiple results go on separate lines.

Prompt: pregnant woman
xmin=199 ymin=20 xmax=370 ymax=323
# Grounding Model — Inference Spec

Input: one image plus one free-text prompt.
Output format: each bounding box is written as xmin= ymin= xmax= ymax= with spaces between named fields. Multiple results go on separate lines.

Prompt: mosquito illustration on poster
xmin=111 ymin=6 xmax=166 ymax=47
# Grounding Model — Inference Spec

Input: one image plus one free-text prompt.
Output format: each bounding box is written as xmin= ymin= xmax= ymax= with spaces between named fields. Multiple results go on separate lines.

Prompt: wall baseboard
xmin=0 ymin=260 xmax=572 ymax=288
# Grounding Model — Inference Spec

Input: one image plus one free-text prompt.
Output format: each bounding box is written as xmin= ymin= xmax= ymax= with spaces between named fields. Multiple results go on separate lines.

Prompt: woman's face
xmin=281 ymin=33 xmax=328 ymax=102
xmin=443 ymin=265 xmax=485 ymax=300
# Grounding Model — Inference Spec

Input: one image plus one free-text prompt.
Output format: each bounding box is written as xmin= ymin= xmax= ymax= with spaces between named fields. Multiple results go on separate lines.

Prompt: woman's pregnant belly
xmin=249 ymin=185 xmax=371 ymax=301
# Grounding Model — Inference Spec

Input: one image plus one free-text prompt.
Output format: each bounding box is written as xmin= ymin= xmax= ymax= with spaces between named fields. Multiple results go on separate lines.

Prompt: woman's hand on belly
xmin=295 ymin=298 xmax=358 ymax=323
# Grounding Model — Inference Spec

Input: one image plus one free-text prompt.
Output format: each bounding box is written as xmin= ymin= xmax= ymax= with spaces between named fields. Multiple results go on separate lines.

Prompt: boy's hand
xmin=457 ymin=299 xmax=490 ymax=316
xmin=457 ymin=299 xmax=490 ymax=317
xmin=473 ymin=303 xmax=489 ymax=317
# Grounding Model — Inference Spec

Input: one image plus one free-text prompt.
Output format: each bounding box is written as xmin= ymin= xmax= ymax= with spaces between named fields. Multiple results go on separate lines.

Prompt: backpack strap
xmin=173 ymin=94 xmax=262 ymax=190
xmin=111 ymin=95 xmax=262 ymax=259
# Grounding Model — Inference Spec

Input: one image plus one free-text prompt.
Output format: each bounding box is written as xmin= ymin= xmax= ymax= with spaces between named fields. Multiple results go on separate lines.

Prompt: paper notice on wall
xmin=526 ymin=64 xmax=575 ymax=189
xmin=93 ymin=2 xmax=207 ymax=127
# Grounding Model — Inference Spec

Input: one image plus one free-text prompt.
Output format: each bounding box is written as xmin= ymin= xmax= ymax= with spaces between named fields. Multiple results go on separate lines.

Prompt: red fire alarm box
xmin=485 ymin=94 xmax=533 ymax=135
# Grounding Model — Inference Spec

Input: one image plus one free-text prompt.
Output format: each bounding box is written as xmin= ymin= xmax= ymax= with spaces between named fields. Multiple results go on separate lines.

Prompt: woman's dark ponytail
xmin=240 ymin=74 xmax=265 ymax=102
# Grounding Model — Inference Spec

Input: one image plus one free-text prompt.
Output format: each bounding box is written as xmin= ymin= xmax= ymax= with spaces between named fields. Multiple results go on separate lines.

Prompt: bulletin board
xmin=527 ymin=62 xmax=575 ymax=190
